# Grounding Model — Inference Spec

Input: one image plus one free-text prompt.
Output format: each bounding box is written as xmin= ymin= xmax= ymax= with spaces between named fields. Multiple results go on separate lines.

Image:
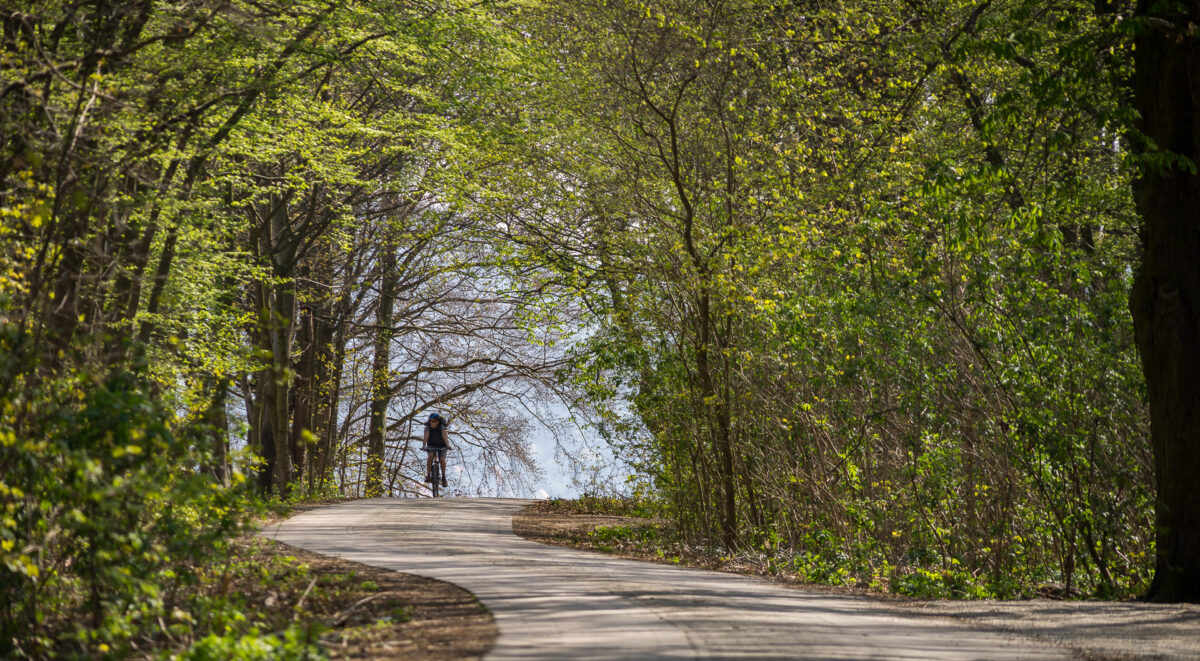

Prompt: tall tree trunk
xmin=365 ymin=231 xmax=398 ymax=497
xmin=202 ymin=376 xmax=231 ymax=485
xmin=246 ymin=368 xmax=275 ymax=495
xmin=290 ymin=300 xmax=316 ymax=489
xmin=697 ymin=289 xmax=737 ymax=549
xmin=1130 ymin=0 xmax=1200 ymax=603
xmin=248 ymin=192 xmax=299 ymax=498
xmin=244 ymin=285 xmax=275 ymax=495
xmin=316 ymin=295 xmax=349 ymax=492
xmin=268 ymin=265 xmax=296 ymax=498
xmin=302 ymin=291 xmax=335 ymax=495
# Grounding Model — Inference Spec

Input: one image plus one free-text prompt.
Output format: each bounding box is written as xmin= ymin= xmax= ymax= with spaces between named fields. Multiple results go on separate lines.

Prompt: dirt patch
xmin=511 ymin=503 xmax=646 ymax=545
xmin=255 ymin=538 xmax=496 ymax=660
xmin=238 ymin=501 xmax=495 ymax=660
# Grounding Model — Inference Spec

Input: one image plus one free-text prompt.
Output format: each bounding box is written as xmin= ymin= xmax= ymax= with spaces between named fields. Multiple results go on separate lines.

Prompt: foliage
xmin=178 ymin=627 xmax=325 ymax=661
xmin=0 ymin=349 xmax=257 ymax=656
xmin=547 ymin=494 xmax=662 ymax=519
xmin=497 ymin=0 xmax=1153 ymax=599
xmin=0 ymin=0 xmax=1178 ymax=628
xmin=0 ymin=1 xmax=525 ymax=653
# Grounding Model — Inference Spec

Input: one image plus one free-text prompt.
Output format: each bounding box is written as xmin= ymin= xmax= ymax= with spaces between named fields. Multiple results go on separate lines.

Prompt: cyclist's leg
xmin=425 ymin=451 xmax=434 ymax=482
xmin=438 ymin=449 xmax=448 ymax=486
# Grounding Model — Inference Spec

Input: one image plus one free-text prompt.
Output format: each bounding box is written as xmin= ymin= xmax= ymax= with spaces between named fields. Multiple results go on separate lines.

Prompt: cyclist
xmin=423 ymin=413 xmax=450 ymax=489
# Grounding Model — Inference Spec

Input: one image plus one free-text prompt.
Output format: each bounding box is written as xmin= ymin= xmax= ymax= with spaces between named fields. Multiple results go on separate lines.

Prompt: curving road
xmin=266 ymin=498 xmax=1070 ymax=660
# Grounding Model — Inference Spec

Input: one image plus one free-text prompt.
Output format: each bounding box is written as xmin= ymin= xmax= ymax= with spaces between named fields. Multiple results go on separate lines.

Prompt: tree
xmin=1129 ymin=0 xmax=1200 ymax=602
xmin=501 ymin=0 xmax=1153 ymax=599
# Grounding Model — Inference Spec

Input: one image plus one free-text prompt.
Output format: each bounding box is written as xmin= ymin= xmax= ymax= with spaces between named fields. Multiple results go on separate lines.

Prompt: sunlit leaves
xmin=500 ymin=0 xmax=1149 ymax=598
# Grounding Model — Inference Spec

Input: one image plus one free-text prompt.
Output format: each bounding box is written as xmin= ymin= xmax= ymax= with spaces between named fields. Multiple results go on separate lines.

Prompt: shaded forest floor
xmin=234 ymin=501 xmax=496 ymax=660
xmin=512 ymin=501 xmax=1200 ymax=661
xmin=35 ymin=500 xmax=496 ymax=659
xmin=234 ymin=537 xmax=495 ymax=660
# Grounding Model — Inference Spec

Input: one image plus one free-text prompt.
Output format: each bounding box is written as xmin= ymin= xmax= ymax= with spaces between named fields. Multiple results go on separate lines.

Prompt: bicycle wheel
xmin=431 ymin=461 xmax=440 ymax=498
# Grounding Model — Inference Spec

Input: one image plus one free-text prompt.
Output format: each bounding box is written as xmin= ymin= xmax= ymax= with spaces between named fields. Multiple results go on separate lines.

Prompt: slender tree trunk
xmin=697 ymin=289 xmax=737 ymax=549
xmin=291 ymin=301 xmax=316 ymax=490
xmin=1130 ymin=0 xmax=1200 ymax=603
xmin=250 ymin=369 xmax=275 ymax=495
xmin=268 ymin=269 xmax=296 ymax=497
xmin=202 ymin=376 xmax=231 ymax=485
xmin=317 ymin=299 xmax=348 ymax=492
xmin=135 ymin=228 xmax=179 ymax=347
xmin=41 ymin=221 xmax=87 ymax=366
xmin=365 ymin=231 xmax=398 ymax=497
xmin=303 ymin=294 xmax=335 ymax=495
xmin=244 ymin=285 xmax=275 ymax=495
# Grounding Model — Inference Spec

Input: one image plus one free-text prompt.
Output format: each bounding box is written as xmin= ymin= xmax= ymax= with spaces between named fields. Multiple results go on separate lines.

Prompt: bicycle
xmin=423 ymin=446 xmax=447 ymax=497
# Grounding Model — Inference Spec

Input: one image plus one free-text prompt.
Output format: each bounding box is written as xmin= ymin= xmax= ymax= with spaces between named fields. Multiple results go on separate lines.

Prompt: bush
xmin=554 ymin=494 xmax=661 ymax=518
xmin=0 ymin=370 xmax=255 ymax=657
xmin=889 ymin=568 xmax=988 ymax=599
xmin=179 ymin=626 xmax=325 ymax=661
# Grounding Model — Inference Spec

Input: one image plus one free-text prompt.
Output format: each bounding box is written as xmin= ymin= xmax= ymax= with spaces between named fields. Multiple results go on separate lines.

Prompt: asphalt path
xmin=266 ymin=498 xmax=1071 ymax=660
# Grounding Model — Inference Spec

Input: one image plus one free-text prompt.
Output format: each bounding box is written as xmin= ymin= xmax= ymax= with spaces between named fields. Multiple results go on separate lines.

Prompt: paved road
xmin=266 ymin=498 xmax=1070 ymax=660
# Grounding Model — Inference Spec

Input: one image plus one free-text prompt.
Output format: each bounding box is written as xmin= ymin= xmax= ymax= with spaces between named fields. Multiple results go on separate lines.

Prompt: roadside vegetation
xmin=4 ymin=488 xmax=493 ymax=659
xmin=496 ymin=1 xmax=1194 ymax=602
xmin=522 ymin=498 xmax=1080 ymax=600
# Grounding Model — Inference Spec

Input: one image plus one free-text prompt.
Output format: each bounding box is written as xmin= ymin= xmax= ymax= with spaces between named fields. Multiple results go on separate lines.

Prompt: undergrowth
xmin=550 ymin=498 xmax=1091 ymax=600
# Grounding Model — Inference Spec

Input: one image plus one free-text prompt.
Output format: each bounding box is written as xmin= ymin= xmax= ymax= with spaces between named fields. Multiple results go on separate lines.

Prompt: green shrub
xmin=588 ymin=524 xmax=661 ymax=546
xmin=889 ymin=568 xmax=988 ymax=599
xmin=0 ymin=370 xmax=256 ymax=657
xmin=177 ymin=625 xmax=326 ymax=661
